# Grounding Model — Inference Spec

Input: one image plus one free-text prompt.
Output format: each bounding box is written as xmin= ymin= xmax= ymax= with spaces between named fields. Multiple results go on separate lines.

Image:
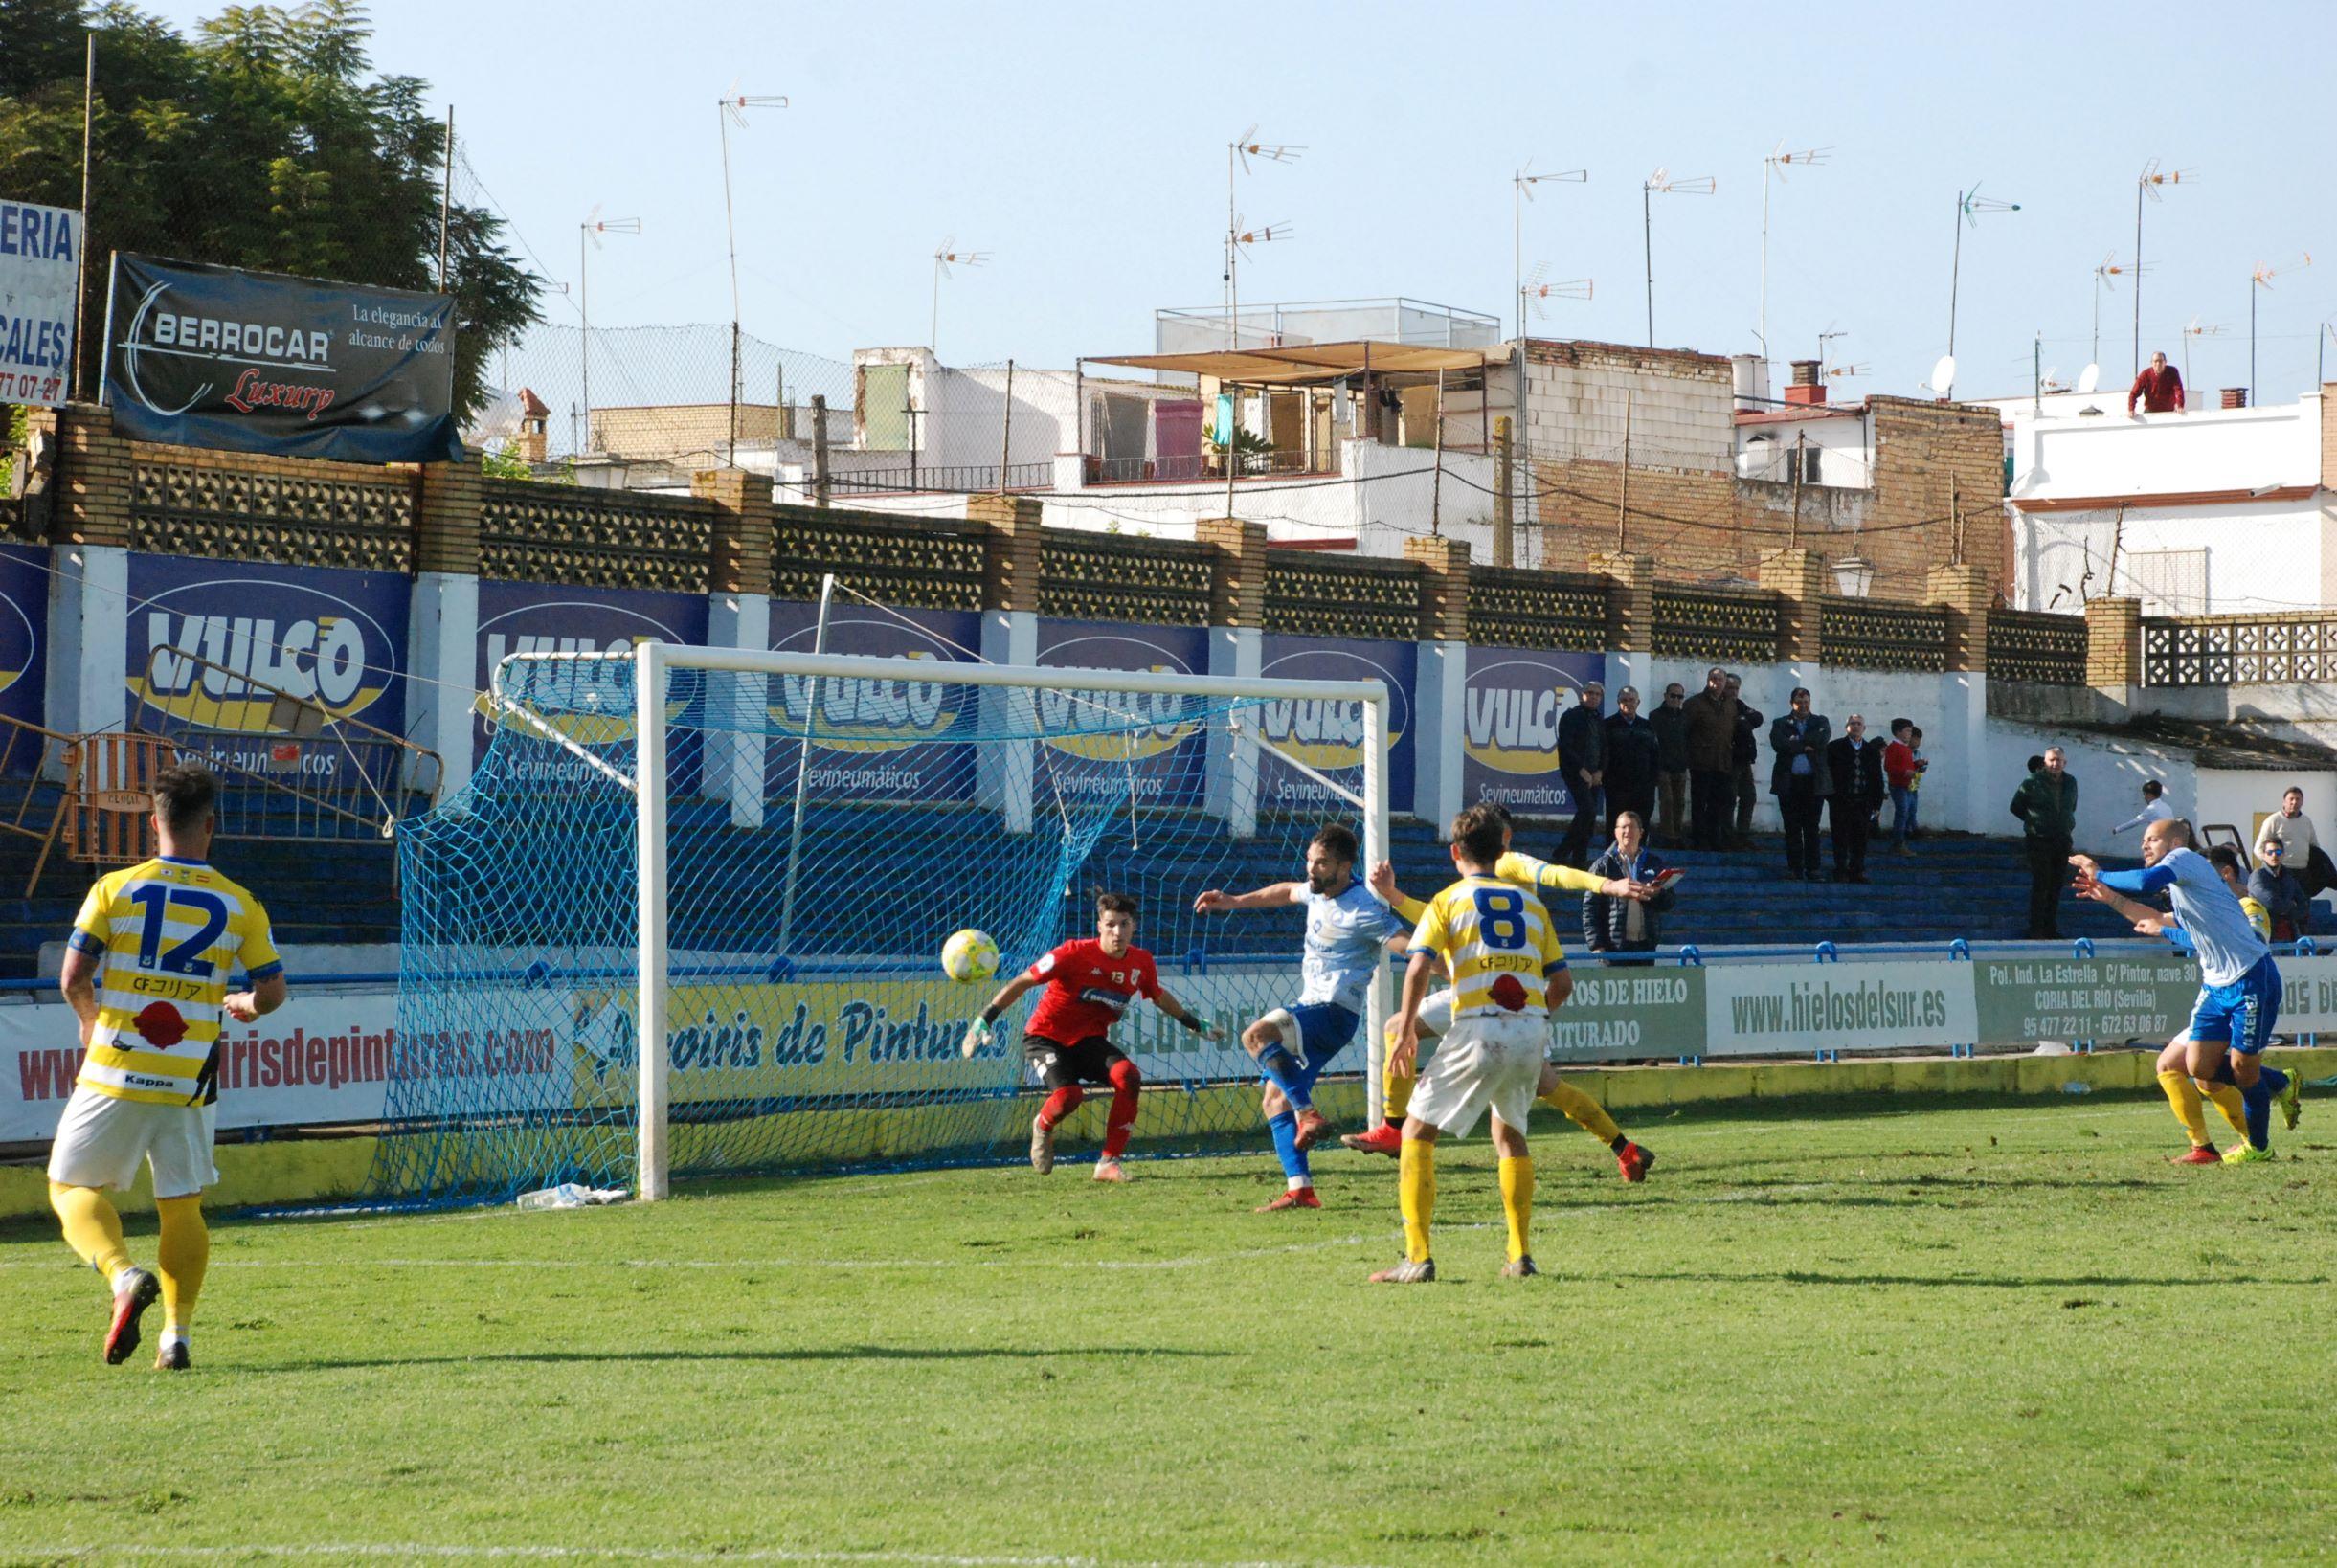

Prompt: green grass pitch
xmin=2 ymin=1091 xmax=2331 ymax=1565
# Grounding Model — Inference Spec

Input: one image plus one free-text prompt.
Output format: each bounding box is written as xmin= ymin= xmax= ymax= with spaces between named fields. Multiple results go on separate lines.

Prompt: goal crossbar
xmin=603 ymin=641 xmax=1393 ymax=1200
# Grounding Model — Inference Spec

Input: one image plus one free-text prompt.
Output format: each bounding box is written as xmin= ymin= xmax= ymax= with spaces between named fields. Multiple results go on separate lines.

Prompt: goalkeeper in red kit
xmin=961 ymin=891 xmax=1217 ymax=1181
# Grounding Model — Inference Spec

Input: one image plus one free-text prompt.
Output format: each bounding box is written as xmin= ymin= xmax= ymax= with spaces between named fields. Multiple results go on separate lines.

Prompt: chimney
xmin=1784 ymin=359 xmax=1828 ymax=406
xmin=2220 ymin=388 xmax=2248 ymax=410
xmin=517 ymin=388 xmax=549 ymax=465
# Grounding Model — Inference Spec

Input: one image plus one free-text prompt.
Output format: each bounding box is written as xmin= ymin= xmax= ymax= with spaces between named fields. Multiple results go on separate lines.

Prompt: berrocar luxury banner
xmin=101 ymin=253 xmax=461 ymax=463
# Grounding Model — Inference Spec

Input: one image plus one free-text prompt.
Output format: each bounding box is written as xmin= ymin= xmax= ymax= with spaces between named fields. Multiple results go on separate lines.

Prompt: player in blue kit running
xmin=2073 ymin=818 xmax=2301 ymax=1163
xmin=1194 ymin=823 xmax=1409 ymax=1210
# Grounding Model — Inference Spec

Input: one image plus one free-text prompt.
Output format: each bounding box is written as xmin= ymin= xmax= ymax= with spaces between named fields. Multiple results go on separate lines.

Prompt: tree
xmin=0 ymin=0 xmax=538 ymax=424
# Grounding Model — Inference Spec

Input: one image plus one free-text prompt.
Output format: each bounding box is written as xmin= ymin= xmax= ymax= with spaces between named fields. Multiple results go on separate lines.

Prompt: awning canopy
xmin=1083 ymin=340 xmax=1500 ymax=385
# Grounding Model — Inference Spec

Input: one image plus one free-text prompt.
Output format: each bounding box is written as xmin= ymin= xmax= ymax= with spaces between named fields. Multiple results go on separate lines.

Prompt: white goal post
xmin=498 ymin=641 xmax=1395 ymax=1201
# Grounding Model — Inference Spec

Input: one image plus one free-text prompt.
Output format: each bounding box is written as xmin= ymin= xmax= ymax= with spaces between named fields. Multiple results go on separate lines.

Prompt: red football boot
xmin=2169 ymin=1145 xmax=2221 ymax=1165
xmin=1616 ymin=1141 xmax=1655 ymax=1183
xmin=1254 ymin=1187 xmax=1322 ymax=1212
xmin=1339 ymin=1122 xmax=1403 ymax=1157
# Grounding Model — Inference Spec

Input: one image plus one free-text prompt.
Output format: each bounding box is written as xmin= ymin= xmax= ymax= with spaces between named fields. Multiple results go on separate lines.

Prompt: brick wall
xmin=1865 ymin=396 xmax=2009 ymax=603
xmin=1530 ymin=457 xmax=1742 ymax=578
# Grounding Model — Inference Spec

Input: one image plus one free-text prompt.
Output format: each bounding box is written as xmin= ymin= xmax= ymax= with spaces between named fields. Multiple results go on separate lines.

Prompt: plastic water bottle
xmin=516 ymin=1182 xmax=594 ymax=1211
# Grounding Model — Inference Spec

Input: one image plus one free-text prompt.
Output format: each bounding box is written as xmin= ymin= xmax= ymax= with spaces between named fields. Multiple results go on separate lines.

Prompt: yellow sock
xmin=49 ymin=1181 xmax=133 ymax=1283
xmin=1539 ymin=1078 xmax=1622 ymax=1146
xmin=1398 ymin=1137 xmax=1435 ymax=1264
xmin=2202 ymin=1082 xmax=2249 ymax=1141
xmin=155 ymin=1196 xmax=209 ymax=1333
xmin=1383 ymin=1062 xmax=1413 ymax=1123
xmin=1498 ymin=1154 xmax=1534 ymax=1263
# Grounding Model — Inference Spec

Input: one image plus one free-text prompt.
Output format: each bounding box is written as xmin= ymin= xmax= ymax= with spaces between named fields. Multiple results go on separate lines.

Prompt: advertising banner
xmin=101 ymin=254 xmax=459 ymax=464
xmin=474 ymin=582 xmax=710 ymax=780
xmin=1461 ymin=645 xmax=1604 ymax=818
xmin=1972 ymin=952 xmax=2199 ymax=1046
xmin=1256 ymin=634 xmax=1415 ymax=818
xmin=1547 ymin=965 xmax=1706 ymax=1063
xmin=1035 ymin=619 xmax=1211 ymax=812
xmin=767 ymin=601 xmax=983 ymax=803
xmin=0 ymin=544 xmax=48 ymax=743
xmin=2273 ymin=954 xmax=2337 ymax=1033
xmin=0 ymin=988 xmax=568 ymax=1144
xmin=0 ymin=198 xmax=78 ymax=407
xmin=126 ymin=552 xmax=409 ymax=787
xmin=1703 ymin=960 xmax=1977 ymax=1058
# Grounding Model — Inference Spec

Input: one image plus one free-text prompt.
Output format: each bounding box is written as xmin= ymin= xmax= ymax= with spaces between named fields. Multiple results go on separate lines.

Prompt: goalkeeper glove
xmin=961 ymin=1003 xmax=1004 ymax=1059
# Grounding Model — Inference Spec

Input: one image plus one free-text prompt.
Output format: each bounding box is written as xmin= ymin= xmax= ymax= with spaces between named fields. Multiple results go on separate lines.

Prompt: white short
xmin=45 ymin=1086 xmax=217 ymax=1198
xmin=1405 ymin=1009 xmax=1547 ymax=1138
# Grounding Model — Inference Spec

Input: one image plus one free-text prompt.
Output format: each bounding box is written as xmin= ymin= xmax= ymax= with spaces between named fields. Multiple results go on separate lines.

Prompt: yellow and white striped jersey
xmin=67 ymin=856 xmax=281 ymax=1106
xmin=1409 ymin=873 xmax=1569 ymax=1019
xmin=1387 ymin=850 xmax=1600 ymax=930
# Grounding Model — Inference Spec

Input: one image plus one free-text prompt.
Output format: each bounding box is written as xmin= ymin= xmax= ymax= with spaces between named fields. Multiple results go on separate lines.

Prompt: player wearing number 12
xmin=1374 ymin=803 xmax=1570 ymax=1284
xmin=45 ymin=766 xmax=288 ymax=1369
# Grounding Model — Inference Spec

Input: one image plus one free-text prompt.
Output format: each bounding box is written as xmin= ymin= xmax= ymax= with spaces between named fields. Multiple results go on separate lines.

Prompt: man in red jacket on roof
xmin=2128 ymin=350 xmax=2185 ymax=414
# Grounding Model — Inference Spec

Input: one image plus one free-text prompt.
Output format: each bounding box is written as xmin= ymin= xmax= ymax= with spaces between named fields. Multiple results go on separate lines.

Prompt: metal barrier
xmin=127 ymin=645 xmax=442 ymax=846
xmin=62 ymin=730 xmax=177 ymax=878
xmin=0 ymin=716 xmax=79 ymax=894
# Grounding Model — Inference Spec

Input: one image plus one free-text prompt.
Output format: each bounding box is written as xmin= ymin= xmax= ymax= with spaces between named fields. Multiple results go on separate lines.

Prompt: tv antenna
xmin=1817 ymin=325 xmax=1849 ymax=372
xmin=1758 ymin=142 xmax=1830 ymax=363
xmin=2249 ymin=253 xmax=2311 ymax=402
xmin=1827 ymin=362 xmax=1871 ymax=381
xmin=2090 ymin=253 xmax=2146 ymax=367
xmin=716 ymin=84 xmax=785 ymax=467
xmin=931 ymin=240 xmax=991 ymax=357
xmin=1518 ymin=261 xmax=1592 ymax=325
xmin=1513 ymin=163 xmax=1586 ymax=339
xmin=1225 ymin=125 xmax=1302 ymax=349
xmin=1947 ymin=183 xmax=2019 ymax=358
xmin=2181 ymin=316 xmax=2229 ymax=385
xmin=1643 ymin=167 xmax=1716 ymax=348
xmin=577 ymin=206 xmax=640 ymax=458
xmin=2133 ymin=158 xmax=2198 ymax=376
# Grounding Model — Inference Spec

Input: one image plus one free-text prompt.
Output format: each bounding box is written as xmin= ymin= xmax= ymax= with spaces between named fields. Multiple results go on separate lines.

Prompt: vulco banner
xmin=101 ymin=254 xmax=460 ymax=463
xmin=0 ymin=198 xmax=78 ymax=407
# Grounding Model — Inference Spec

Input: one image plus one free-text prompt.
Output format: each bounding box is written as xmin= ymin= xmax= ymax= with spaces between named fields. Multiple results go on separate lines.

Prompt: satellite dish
xmin=1930 ymin=354 xmax=1957 ymax=398
xmin=2077 ymin=363 xmax=2101 ymax=394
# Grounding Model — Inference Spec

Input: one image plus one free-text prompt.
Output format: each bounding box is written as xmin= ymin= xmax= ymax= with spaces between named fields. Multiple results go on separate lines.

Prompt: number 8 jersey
xmin=1409 ymin=873 xmax=1569 ymax=1019
xmin=67 ymin=855 xmax=282 ymax=1106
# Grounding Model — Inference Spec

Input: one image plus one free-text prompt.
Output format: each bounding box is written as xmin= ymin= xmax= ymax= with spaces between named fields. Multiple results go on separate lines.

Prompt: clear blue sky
xmin=138 ymin=0 xmax=2337 ymax=401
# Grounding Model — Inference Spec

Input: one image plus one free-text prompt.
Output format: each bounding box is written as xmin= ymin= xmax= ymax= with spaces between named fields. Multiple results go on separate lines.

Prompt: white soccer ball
xmin=940 ymin=929 xmax=1000 ymax=984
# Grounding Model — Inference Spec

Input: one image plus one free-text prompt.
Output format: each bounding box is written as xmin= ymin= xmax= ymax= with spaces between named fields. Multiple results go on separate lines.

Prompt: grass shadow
xmin=268 ymin=1344 xmax=1234 ymax=1372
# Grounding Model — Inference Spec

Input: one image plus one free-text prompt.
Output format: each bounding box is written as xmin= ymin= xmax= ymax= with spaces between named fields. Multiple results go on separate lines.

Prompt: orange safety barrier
xmin=63 ymin=732 xmax=181 ymax=877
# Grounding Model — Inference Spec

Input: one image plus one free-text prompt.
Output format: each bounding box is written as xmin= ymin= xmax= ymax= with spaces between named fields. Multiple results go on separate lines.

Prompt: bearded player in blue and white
xmin=2072 ymin=818 xmax=2300 ymax=1163
xmin=1194 ymin=823 xmax=1408 ymax=1211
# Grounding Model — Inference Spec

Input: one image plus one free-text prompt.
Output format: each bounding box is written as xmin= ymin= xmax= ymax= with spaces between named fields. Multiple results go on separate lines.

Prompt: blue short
xmin=1262 ymin=1001 xmax=1360 ymax=1093
xmin=2189 ymin=955 xmax=2281 ymax=1056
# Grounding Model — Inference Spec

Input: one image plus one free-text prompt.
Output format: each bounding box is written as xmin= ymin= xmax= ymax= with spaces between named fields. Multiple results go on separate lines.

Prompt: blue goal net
xmin=364 ymin=645 xmax=1385 ymax=1205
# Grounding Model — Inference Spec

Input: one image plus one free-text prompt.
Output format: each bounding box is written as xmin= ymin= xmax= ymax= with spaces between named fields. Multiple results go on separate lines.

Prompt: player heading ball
xmin=961 ymin=891 xmax=1217 ymax=1182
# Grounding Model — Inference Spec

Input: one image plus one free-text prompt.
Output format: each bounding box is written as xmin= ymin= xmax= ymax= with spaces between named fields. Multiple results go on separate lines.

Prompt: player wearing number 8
xmin=1373 ymin=803 xmax=1571 ymax=1284
xmin=46 ymin=765 xmax=288 ymax=1370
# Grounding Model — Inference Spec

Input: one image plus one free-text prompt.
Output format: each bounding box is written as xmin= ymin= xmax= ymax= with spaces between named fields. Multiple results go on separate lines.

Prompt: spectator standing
xmin=2255 ymin=787 xmax=2331 ymax=898
xmin=1768 ymin=688 xmax=1831 ymax=881
xmin=2111 ymin=780 xmax=2174 ymax=837
xmin=1904 ymin=726 xmax=1927 ymax=840
xmin=1827 ymin=713 xmax=1885 ymax=883
xmin=1883 ymin=719 xmax=1920 ymax=856
xmin=2249 ymin=840 xmax=2310 ymax=942
xmin=1682 ymin=666 xmax=1735 ymax=851
xmin=1602 ymin=686 xmax=1660 ymax=842
xmin=2011 ymin=747 xmax=2078 ymax=939
xmin=1725 ymin=673 xmax=1764 ymax=849
xmin=1650 ymin=682 xmax=1690 ymax=848
xmin=2126 ymin=350 xmax=2186 ymax=415
xmin=1583 ymin=811 xmax=1675 ymax=964
xmin=1555 ymin=682 xmax=1607 ymax=868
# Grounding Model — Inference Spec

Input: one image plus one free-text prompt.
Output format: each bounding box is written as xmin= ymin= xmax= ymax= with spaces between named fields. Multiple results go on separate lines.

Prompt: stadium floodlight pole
xmin=774 ymin=572 xmax=837 ymax=954
xmin=596 ymin=641 xmax=1387 ymax=1202
xmin=718 ymin=90 xmax=786 ymax=469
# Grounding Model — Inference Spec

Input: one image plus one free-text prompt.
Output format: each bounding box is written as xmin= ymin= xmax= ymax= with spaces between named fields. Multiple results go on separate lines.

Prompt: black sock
xmin=1384 ymin=1115 xmax=1403 ymax=1131
xmin=1609 ymin=1134 xmax=1629 ymax=1154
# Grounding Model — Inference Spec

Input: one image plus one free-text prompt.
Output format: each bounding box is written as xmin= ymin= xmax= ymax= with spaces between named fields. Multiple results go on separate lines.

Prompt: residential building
xmin=1981 ymin=384 xmax=2337 ymax=615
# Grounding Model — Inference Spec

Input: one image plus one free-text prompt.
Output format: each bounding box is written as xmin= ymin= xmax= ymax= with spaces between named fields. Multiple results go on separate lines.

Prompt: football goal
xmin=367 ymin=638 xmax=1393 ymax=1205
